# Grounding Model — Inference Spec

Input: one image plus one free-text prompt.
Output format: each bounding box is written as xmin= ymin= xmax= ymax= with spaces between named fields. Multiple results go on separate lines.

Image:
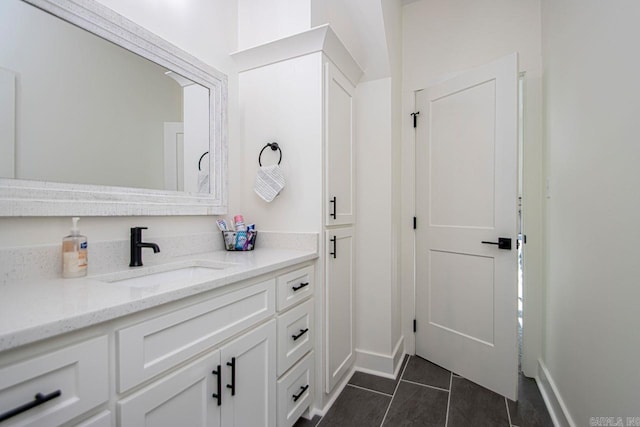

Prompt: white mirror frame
xmin=0 ymin=0 xmax=228 ymax=216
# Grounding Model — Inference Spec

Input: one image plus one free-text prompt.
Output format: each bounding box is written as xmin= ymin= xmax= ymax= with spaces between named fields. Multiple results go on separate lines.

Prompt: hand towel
xmin=254 ymin=164 xmax=285 ymax=202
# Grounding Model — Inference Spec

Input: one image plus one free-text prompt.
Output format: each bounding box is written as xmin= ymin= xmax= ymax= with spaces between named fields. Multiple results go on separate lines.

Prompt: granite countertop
xmin=0 ymin=248 xmax=317 ymax=352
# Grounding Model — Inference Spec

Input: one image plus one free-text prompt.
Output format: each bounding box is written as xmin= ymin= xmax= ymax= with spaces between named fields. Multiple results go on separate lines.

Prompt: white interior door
xmin=163 ymin=122 xmax=184 ymax=191
xmin=415 ymin=53 xmax=519 ymax=400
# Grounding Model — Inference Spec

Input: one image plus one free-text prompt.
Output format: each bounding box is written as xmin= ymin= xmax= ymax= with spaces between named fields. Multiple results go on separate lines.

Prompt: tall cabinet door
xmin=220 ymin=320 xmax=276 ymax=427
xmin=325 ymin=227 xmax=355 ymax=392
xmin=118 ymin=351 xmax=221 ymax=427
xmin=325 ymin=62 xmax=356 ymax=226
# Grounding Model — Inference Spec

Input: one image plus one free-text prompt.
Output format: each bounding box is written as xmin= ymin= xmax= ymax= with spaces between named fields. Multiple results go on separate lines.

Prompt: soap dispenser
xmin=62 ymin=217 xmax=88 ymax=278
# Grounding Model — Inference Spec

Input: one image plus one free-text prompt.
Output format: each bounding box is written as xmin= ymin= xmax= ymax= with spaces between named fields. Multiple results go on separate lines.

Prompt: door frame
xmin=401 ymin=61 xmax=544 ymax=381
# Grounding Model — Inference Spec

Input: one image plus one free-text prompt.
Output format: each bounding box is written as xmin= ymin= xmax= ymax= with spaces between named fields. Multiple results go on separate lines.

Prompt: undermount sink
xmin=96 ymin=261 xmax=233 ymax=288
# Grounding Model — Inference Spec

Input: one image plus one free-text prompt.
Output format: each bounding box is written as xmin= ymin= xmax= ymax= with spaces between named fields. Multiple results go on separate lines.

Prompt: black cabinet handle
xmin=211 ymin=365 xmax=222 ymax=406
xmin=292 ymin=328 xmax=309 ymax=341
xmin=292 ymin=385 xmax=309 ymax=402
xmin=330 ymin=236 xmax=337 ymax=259
xmin=481 ymin=237 xmax=512 ymax=250
xmin=226 ymin=357 xmax=236 ymax=396
xmin=0 ymin=390 xmax=61 ymax=422
xmin=329 ymin=197 xmax=337 ymax=220
xmin=292 ymin=282 xmax=309 ymax=292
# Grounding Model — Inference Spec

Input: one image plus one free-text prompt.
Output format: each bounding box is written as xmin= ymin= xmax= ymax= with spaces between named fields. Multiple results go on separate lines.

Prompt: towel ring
xmin=198 ymin=151 xmax=209 ymax=171
xmin=258 ymin=142 xmax=282 ymax=167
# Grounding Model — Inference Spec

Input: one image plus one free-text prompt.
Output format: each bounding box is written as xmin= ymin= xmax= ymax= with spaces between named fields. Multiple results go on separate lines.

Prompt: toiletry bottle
xmin=234 ymin=215 xmax=246 ymax=231
xmin=62 ymin=217 xmax=88 ymax=278
xmin=233 ymin=215 xmax=247 ymax=250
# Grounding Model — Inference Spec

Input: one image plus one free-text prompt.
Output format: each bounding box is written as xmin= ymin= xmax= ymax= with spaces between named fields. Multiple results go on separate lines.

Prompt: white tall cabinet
xmin=234 ymin=24 xmax=362 ymax=410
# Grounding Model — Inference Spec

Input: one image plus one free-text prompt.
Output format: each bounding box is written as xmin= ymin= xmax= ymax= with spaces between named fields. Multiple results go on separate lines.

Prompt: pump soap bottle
xmin=62 ymin=217 xmax=88 ymax=278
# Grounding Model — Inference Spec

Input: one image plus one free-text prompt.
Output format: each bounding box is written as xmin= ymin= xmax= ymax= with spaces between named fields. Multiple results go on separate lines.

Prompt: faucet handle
xmin=132 ymin=226 xmax=148 ymax=231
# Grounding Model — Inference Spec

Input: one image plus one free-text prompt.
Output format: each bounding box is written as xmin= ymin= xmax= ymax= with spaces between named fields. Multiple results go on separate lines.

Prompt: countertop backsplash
xmin=0 ymin=231 xmax=318 ymax=286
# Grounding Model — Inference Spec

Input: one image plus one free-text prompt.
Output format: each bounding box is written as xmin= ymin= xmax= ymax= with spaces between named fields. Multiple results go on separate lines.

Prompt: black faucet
xmin=130 ymin=227 xmax=160 ymax=267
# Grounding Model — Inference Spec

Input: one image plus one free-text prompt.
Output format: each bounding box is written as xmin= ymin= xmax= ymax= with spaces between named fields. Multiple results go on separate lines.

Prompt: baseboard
xmin=354 ymin=337 xmax=405 ymax=379
xmin=537 ymin=359 xmax=575 ymax=427
xmin=316 ymin=364 xmax=356 ymax=417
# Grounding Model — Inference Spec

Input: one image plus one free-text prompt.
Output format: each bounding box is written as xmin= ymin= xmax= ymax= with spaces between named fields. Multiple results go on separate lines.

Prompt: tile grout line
xmin=379 ymin=355 xmax=412 ymax=427
xmin=401 ymin=378 xmax=450 ymax=393
xmin=346 ymin=383 xmax=394 ymax=397
xmin=505 ymin=396 xmax=514 ymax=427
xmin=444 ymin=372 xmax=454 ymax=427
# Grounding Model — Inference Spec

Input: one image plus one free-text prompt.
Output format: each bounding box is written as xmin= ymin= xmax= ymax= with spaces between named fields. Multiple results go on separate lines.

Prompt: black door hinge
xmin=411 ymin=111 xmax=420 ymax=128
xmin=413 ymin=217 xmax=417 ymax=230
xmin=517 ymin=234 xmax=527 ymax=250
xmin=413 ymin=319 xmax=417 ymax=333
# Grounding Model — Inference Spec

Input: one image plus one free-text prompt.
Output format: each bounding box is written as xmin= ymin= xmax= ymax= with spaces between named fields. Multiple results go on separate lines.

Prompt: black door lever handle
xmin=481 ymin=237 xmax=512 ymax=250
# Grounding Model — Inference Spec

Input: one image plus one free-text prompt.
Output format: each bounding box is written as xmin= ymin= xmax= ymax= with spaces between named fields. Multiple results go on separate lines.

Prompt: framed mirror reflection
xmin=0 ymin=0 xmax=228 ymax=216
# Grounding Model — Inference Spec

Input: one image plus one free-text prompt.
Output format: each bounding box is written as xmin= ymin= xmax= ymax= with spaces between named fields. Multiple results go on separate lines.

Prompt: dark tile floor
xmin=294 ymin=355 xmax=553 ymax=427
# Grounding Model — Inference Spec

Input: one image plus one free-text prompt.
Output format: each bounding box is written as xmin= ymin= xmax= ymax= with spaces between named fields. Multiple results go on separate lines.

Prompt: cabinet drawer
xmin=277 ymin=265 xmax=314 ymax=312
xmin=0 ymin=336 xmax=108 ymax=427
xmin=117 ymin=279 xmax=275 ymax=392
xmin=277 ymin=299 xmax=313 ymax=376
xmin=277 ymin=351 xmax=314 ymax=427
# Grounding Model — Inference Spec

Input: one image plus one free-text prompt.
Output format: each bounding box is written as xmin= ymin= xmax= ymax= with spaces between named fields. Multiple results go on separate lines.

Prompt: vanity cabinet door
xmin=324 ymin=61 xmax=356 ymax=227
xmin=118 ymin=350 xmax=221 ymax=427
xmin=325 ymin=227 xmax=355 ymax=393
xmin=220 ymin=320 xmax=276 ymax=427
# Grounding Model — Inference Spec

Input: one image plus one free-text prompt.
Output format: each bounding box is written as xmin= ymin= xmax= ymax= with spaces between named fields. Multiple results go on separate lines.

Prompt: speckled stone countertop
xmin=0 ymin=248 xmax=317 ymax=352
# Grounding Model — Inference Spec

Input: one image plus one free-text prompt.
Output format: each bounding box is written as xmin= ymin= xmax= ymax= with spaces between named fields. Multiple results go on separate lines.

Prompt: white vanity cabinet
xmin=118 ymin=320 xmax=276 ymax=427
xmin=0 ymin=255 xmax=318 ymax=427
xmin=116 ymin=279 xmax=278 ymax=427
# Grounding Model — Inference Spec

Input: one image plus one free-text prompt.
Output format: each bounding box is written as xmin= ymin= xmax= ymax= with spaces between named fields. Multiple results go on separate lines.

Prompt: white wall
xmin=237 ymin=54 xmax=323 ymax=232
xmin=540 ymin=0 xmax=640 ymax=423
xmin=354 ymin=78 xmax=393 ymax=360
xmin=0 ymin=0 xmax=240 ymax=249
xmin=382 ymin=0 xmax=404 ymax=358
xmin=311 ymin=0 xmax=390 ymax=81
xmin=401 ymin=1 xmax=544 ymax=376
xmin=353 ymin=0 xmax=405 ymax=373
xmin=237 ymin=0 xmax=311 ymax=50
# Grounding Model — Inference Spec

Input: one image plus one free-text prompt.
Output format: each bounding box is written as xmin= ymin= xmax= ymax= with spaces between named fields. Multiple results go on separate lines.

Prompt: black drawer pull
xmin=292 ymin=282 xmax=309 ymax=292
xmin=211 ymin=365 xmax=222 ymax=406
xmin=292 ymin=328 xmax=309 ymax=341
xmin=329 ymin=197 xmax=337 ymax=220
xmin=329 ymin=236 xmax=337 ymax=259
xmin=226 ymin=357 xmax=236 ymax=396
xmin=0 ymin=390 xmax=62 ymax=422
xmin=292 ymin=385 xmax=309 ymax=402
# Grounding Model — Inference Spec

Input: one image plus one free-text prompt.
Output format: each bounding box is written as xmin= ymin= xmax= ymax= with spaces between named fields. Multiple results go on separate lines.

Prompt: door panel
xmin=118 ymin=350 xmax=220 ymax=427
xmin=220 ymin=320 xmax=276 ymax=427
xmin=429 ymin=250 xmax=494 ymax=345
xmin=325 ymin=227 xmax=355 ymax=392
xmin=429 ymin=80 xmax=496 ymax=228
xmin=325 ymin=62 xmax=355 ymax=226
xmin=415 ymin=53 xmax=518 ymax=400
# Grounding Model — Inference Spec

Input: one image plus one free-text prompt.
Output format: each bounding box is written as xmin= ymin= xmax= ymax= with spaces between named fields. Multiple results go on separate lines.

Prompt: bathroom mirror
xmin=0 ymin=0 xmax=228 ymax=216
